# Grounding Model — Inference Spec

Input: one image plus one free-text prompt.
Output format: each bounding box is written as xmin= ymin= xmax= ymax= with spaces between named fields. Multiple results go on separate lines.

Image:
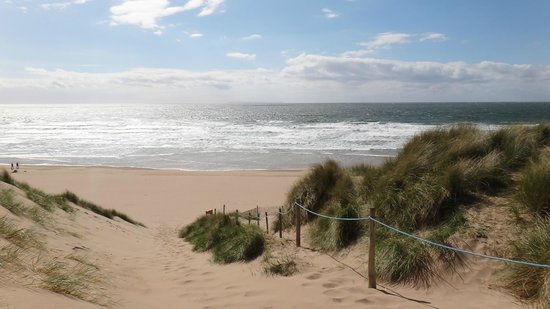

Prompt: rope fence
xmin=293 ymin=202 xmax=550 ymax=269
xmin=205 ymin=199 xmax=550 ymax=288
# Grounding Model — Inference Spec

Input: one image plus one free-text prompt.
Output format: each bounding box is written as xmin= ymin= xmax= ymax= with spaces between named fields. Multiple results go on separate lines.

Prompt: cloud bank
xmin=1 ymin=53 xmax=549 ymax=103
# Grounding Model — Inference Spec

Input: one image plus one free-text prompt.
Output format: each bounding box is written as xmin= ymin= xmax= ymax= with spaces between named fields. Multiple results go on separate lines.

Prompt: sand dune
xmin=1 ymin=166 xmax=521 ymax=308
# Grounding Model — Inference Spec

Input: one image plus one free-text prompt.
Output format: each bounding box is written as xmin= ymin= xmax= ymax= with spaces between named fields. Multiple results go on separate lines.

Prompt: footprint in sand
xmin=355 ymin=298 xmax=372 ymax=304
xmin=305 ymin=273 xmax=321 ymax=280
xmin=322 ymin=282 xmax=338 ymax=288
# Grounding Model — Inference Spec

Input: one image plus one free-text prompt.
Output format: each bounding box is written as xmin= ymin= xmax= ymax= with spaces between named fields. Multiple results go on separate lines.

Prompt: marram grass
xmin=515 ymin=160 xmax=550 ymax=216
xmin=503 ymin=218 xmax=550 ymax=308
xmin=180 ymin=214 xmax=265 ymax=264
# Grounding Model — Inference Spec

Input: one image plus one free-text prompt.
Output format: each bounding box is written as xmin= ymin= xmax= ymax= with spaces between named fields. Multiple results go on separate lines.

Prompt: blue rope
xmin=294 ymin=202 xmax=550 ymax=269
xmin=294 ymin=202 xmax=370 ymax=221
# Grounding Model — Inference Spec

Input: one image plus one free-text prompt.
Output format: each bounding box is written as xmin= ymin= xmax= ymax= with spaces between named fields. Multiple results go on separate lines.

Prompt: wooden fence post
xmin=214 ymin=209 xmax=217 ymax=215
xmin=265 ymin=211 xmax=269 ymax=233
xmin=235 ymin=209 xmax=239 ymax=225
xmin=223 ymin=204 xmax=226 ymax=216
xmin=368 ymin=206 xmax=376 ymax=289
xmin=256 ymin=206 xmax=260 ymax=227
xmin=278 ymin=208 xmax=282 ymax=239
xmin=295 ymin=204 xmax=301 ymax=247
xmin=248 ymin=212 xmax=251 ymax=225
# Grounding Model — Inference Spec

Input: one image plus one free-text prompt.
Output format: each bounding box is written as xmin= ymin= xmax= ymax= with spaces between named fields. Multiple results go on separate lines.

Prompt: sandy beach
xmin=0 ymin=165 xmax=521 ymax=308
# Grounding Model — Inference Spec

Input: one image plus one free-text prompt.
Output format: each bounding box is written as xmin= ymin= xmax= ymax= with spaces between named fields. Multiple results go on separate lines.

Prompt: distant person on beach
xmin=11 ymin=162 xmax=14 ymax=170
xmin=16 ymin=162 xmax=19 ymax=170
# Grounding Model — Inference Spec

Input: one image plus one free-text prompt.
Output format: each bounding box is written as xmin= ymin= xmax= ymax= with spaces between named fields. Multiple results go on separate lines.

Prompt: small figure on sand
xmin=16 ymin=162 xmax=19 ymax=170
xmin=11 ymin=162 xmax=14 ymax=170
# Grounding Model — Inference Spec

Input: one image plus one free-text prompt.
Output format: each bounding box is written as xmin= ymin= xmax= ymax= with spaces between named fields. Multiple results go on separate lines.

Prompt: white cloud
xmin=226 ymin=52 xmax=256 ymax=61
xmin=420 ymin=32 xmax=447 ymax=42
xmin=189 ymin=32 xmax=203 ymax=38
xmin=1 ymin=55 xmax=549 ymax=103
xmin=19 ymin=5 xmax=28 ymax=13
xmin=110 ymin=0 xmax=224 ymax=32
xmin=360 ymin=32 xmax=411 ymax=50
xmin=282 ymin=54 xmax=550 ymax=84
xmin=347 ymin=32 xmax=447 ymax=57
xmin=241 ymin=34 xmax=262 ymax=41
xmin=322 ymin=8 xmax=339 ymax=19
xmin=41 ymin=0 xmax=90 ymax=10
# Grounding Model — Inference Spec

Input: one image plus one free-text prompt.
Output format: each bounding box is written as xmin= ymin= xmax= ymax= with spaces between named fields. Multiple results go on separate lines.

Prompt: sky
xmin=1 ymin=0 xmax=549 ymax=103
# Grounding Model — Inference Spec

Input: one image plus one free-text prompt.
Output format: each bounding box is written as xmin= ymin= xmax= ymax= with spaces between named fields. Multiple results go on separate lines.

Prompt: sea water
xmin=1 ymin=102 xmax=550 ymax=170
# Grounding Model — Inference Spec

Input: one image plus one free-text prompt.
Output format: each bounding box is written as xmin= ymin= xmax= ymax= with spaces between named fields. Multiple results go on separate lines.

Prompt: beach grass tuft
xmin=515 ymin=160 xmax=550 ymax=216
xmin=375 ymin=233 xmax=436 ymax=288
xmin=276 ymin=160 xmax=363 ymax=251
xmin=18 ymin=182 xmax=74 ymax=213
xmin=262 ymin=251 xmax=298 ymax=277
xmin=282 ymin=124 xmax=550 ymax=289
xmin=38 ymin=257 xmax=105 ymax=305
xmin=61 ymin=191 xmax=145 ymax=227
xmin=0 ymin=189 xmax=49 ymax=225
xmin=309 ymin=200 xmax=363 ymax=251
xmin=503 ymin=218 xmax=550 ymax=308
xmin=180 ymin=213 xmax=265 ymax=263
xmin=0 ymin=216 xmax=43 ymax=249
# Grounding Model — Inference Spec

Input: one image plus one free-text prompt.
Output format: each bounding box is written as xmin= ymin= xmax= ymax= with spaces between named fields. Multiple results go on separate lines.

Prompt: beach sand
xmin=1 ymin=165 xmax=521 ymax=308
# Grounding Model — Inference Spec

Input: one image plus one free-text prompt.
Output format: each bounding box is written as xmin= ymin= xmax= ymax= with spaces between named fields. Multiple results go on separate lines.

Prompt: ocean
xmin=1 ymin=102 xmax=550 ymax=170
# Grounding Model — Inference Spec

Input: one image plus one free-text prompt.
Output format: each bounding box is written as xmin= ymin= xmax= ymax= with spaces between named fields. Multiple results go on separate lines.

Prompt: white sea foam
xmin=3 ymin=103 xmax=539 ymax=170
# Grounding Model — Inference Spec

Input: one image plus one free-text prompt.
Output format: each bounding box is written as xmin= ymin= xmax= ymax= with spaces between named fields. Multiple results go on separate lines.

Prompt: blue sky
xmin=1 ymin=0 xmax=549 ymax=103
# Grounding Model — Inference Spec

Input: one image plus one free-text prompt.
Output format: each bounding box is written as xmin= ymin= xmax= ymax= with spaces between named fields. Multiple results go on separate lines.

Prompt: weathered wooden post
xmin=214 ymin=209 xmax=217 ymax=215
xmin=223 ymin=204 xmax=226 ymax=215
xmin=235 ymin=209 xmax=239 ymax=225
xmin=256 ymin=206 xmax=260 ymax=227
xmin=265 ymin=211 xmax=269 ymax=233
xmin=295 ymin=203 xmax=301 ymax=247
xmin=368 ymin=206 xmax=376 ymax=289
xmin=248 ymin=212 xmax=251 ymax=224
xmin=278 ymin=208 xmax=283 ymax=238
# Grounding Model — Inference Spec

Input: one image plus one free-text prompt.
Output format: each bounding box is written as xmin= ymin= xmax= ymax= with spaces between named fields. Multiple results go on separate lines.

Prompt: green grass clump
xmin=16 ymin=182 xmax=73 ymax=213
xmin=0 ymin=189 xmax=49 ymax=225
xmin=0 ymin=189 xmax=27 ymax=216
xmin=0 ymin=216 xmax=43 ymax=249
xmin=503 ymin=219 xmax=550 ymax=307
xmin=375 ymin=234 xmax=436 ymax=288
xmin=38 ymin=258 xmax=105 ymax=305
xmin=180 ymin=214 xmax=265 ymax=263
xmin=61 ymin=191 xmax=145 ymax=227
xmin=285 ymin=160 xmax=353 ymax=220
xmin=368 ymin=124 xmax=550 ymax=231
xmin=427 ymin=211 xmax=468 ymax=244
xmin=262 ymin=251 xmax=298 ymax=277
xmin=276 ymin=160 xmax=360 ymax=237
xmin=309 ymin=200 xmax=363 ymax=251
xmin=515 ymin=160 xmax=550 ymax=216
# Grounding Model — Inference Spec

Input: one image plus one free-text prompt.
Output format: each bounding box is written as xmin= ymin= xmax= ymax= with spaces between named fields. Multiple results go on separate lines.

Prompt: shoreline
xmin=0 ymin=155 xmax=391 ymax=173
xmin=0 ymin=163 xmax=309 ymax=174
